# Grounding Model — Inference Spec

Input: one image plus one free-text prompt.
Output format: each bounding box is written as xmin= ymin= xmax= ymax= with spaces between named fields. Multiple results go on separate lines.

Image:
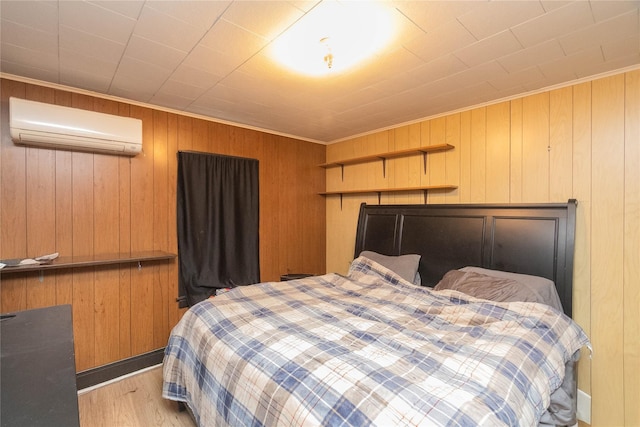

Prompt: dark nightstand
xmin=280 ymin=273 xmax=313 ymax=281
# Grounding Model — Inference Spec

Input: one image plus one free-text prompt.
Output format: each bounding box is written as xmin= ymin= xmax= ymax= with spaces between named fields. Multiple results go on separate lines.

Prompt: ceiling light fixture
xmin=320 ymin=37 xmax=333 ymax=69
xmin=272 ymin=1 xmax=396 ymax=77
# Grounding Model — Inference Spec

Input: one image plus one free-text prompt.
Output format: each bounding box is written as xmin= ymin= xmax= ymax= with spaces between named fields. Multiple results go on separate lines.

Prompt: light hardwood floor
xmin=78 ymin=366 xmax=195 ymax=427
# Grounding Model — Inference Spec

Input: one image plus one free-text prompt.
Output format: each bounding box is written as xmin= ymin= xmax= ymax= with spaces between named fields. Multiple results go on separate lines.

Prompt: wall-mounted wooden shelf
xmin=320 ymin=184 xmax=458 ymax=207
xmin=319 ymin=143 xmax=454 ymax=178
xmin=0 ymin=251 xmax=176 ymax=275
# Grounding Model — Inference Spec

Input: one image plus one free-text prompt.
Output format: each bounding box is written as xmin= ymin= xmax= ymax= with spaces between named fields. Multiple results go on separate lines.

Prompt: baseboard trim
xmin=76 ymin=348 xmax=165 ymax=390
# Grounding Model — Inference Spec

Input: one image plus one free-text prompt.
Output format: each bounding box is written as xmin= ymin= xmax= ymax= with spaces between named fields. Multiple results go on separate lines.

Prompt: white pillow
xmin=360 ymin=251 xmax=421 ymax=284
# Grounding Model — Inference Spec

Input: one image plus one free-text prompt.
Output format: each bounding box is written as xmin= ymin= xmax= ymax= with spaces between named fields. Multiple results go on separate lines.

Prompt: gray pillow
xmin=435 ymin=268 xmax=563 ymax=312
xmin=360 ymin=251 xmax=421 ymax=284
xmin=459 ymin=266 xmax=563 ymax=312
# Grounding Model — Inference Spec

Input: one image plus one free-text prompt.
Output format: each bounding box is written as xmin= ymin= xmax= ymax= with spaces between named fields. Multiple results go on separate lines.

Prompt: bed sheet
xmin=163 ymin=257 xmax=589 ymax=427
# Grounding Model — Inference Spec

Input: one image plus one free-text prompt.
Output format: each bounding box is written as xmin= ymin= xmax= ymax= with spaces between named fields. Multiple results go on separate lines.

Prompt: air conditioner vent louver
xmin=9 ymin=97 xmax=142 ymax=156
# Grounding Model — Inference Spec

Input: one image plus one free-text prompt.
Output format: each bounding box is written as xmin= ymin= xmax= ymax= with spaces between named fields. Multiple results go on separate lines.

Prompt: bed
xmin=163 ymin=200 xmax=589 ymax=426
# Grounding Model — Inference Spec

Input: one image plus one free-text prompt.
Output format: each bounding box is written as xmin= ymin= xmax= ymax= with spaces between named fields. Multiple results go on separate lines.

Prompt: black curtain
xmin=177 ymin=151 xmax=260 ymax=306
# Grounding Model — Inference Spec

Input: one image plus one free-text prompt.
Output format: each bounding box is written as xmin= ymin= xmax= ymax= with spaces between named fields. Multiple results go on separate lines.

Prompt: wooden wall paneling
xmin=129 ymin=106 xmax=156 ymax=355
xmin=0 ymin=80 xmax=27 ymax=312
xmin=210 ymin=121 xmax=231 ymax=154
xmin=458 ymin=111 xmax=472 ymax=203
xmin=66 ymin=90 xmax=99 ymax=371
xmin=549 ymin=87 xmax=574 ymax=202
xmin=152 ymin=110 xmax=169 ymax=349
xmin=399 ymin=123 xmax=422 ymax=205
xmin=177 ymin=115 xmax=193 ymax=152
xmin=259 ymin=135 xmax=279 ymax=281
xmin=427 ymin=117 xmax=446 ymax=204
xmin=406 ymin=123 xmax=424 ymax=205
xmin=571 ymin=81 xmax=592 ymax=397
xmin=71 ymin=148 xmax=96 ymax=371
xmin=289 ymin=138 xmax=305 ymax=275
xmin=445 ymin=114 xmax=461 ymax=203
xmin=279 ymin=138 xmax=302 ymax=277
xmin=623 ymin=69 xmax=640 ymax=426
xmin=173 ymin=115 xmax=192 ymax=319
xmin=191 ymin=118 xmax=209 ymax=153
xmin=373 ymin=131 xmax=390 ymax=198
xmin=300 ymin=141 xmax=326 ymax=276
xmin=93 ymin=150 xmax=121 ymax=366
xmin=166 ymin=113 xmax=180 ymax=331
xmin=347 ymin=136 xmax=376 ymax=214
xmin=390 ymin=126 xmax=409 ymax=204
xmin=469 ymin=108 xmax=486 ymax=203
xmin=24 ymin=85 xmax=56 ymax=309
xmin=521 ymin=92 xmax=550 ymax=202
xmin=325 ymin=142 xmax=348 ymax=274
xmin=590 ymin=74 xmax=626 ymax=425
xmin=54 ymin=90 xmax=74 ymax=307
xmin=509 ymin=98 xmax=523 ymax=203
xmin=419 ymin=121 xmax=431 ymax=194
xmin=485 ymin=103 xmax=510 ymax=203
xmin=118 ymin=103 xmax=133 ymax=359
xmin=327 ymin=139 xmax=361 ymax=274
xmin=93 ymin=99 xmax=124 ymax=366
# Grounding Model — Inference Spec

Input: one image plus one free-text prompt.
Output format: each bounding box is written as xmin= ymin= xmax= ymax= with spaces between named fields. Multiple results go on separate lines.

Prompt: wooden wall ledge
xmin=0 ymin=251 xmax=176 ymax=275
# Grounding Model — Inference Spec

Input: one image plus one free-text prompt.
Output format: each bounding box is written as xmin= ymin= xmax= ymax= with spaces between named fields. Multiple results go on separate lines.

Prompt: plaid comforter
xmin=163 ymin=257 xmax=589 ymax=427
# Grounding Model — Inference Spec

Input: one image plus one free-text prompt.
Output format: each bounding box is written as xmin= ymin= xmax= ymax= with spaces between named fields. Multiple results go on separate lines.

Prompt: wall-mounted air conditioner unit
xmin=9 ymin=97 xmax=143 ymax=156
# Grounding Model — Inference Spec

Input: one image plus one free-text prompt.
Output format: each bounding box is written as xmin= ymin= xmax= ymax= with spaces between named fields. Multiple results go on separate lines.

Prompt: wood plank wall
xmin=326 ymin=69 xmax=639 ymax=426
xmin=0 ymin=78 xmax=326 ymax=372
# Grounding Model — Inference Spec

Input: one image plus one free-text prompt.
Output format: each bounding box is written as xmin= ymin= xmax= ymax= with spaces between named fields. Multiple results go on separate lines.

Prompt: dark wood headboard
xmin=354 ymin=200 xmax=577 ymax=317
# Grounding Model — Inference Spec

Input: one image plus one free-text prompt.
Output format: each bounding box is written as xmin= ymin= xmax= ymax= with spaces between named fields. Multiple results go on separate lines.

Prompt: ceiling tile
xmin=404 ymin=20 xmax=476 ymax=62
xmin=603 ymin=36 xmax=640 ymax=61
xmin=1 ymin=19 xmax=58 ymax=54
xmin=457 ymin=1 xmax=544 ymax=40
xmin=145 ymin=0 xmax=230 ymax=32
xmin=404 ymin=54 xmax=469 ymax=85
xmin=59 ymin=1 xmax=136 ymax=45
xmin=0 ymin=43 xmax=58 ymax=73
xmin=200 ymin=19 xmax=268 ymax=58
xmin=222 ymin=1 xmax=304 ymax=40
xmin=537 ymin=47 xmax=603 ymax=81
xmin=59 ymin=25 xmax=125 ymax=64
xmin=590 ymin=0 xmax=640 ymax=21
xmin=112 ymin=57 xmax=172 ymax=96
xmin=510 ymin=1 xmax=594 ymax=48
xmin=498 ymin=40 xmax=566 ymax=73
xmin=181 ymin=45 xmax=242 ymax=80
xmin=453 ymin=30 xmax=522 ymax=67
xmin=133 ymin=4 xmax=207 ymax=52
xmin=488 ymin=66 xmax=545 ymax=91
xmin=170 ymin=64 xmax=222 ymax=89
xmin=123 ymin=35 xmax=187 ymax=71
xmin=156 ymin=79 xmax=208 ymax=100
xmin=0 ymin=1 xmax=58 ymax=33
xmin=1 ymin=58 xmax=59 ymax=82
xmin=59 ymin=65 xmax=112 ymax=93
xmin=60 ymin=48 xmax=118 ymax=79
xmin=149 ymin=91 xmax=195 ymax=110
xmin=88 ymin=1 xmax=144 ymax=19
xmin=393 ymin=1 xmax=485 ymax=34
xmin=559 ymin=9 xmax=639 ymax=55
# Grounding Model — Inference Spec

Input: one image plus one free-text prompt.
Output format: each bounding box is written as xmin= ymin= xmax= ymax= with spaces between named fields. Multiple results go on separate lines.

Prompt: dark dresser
xmin=1 ymin=304 xmax=80 ymax=427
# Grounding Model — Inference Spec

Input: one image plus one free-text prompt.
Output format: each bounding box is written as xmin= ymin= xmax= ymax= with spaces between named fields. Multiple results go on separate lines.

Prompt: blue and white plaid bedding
xmin=163 ymin=257 xmax=590 ymax=427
